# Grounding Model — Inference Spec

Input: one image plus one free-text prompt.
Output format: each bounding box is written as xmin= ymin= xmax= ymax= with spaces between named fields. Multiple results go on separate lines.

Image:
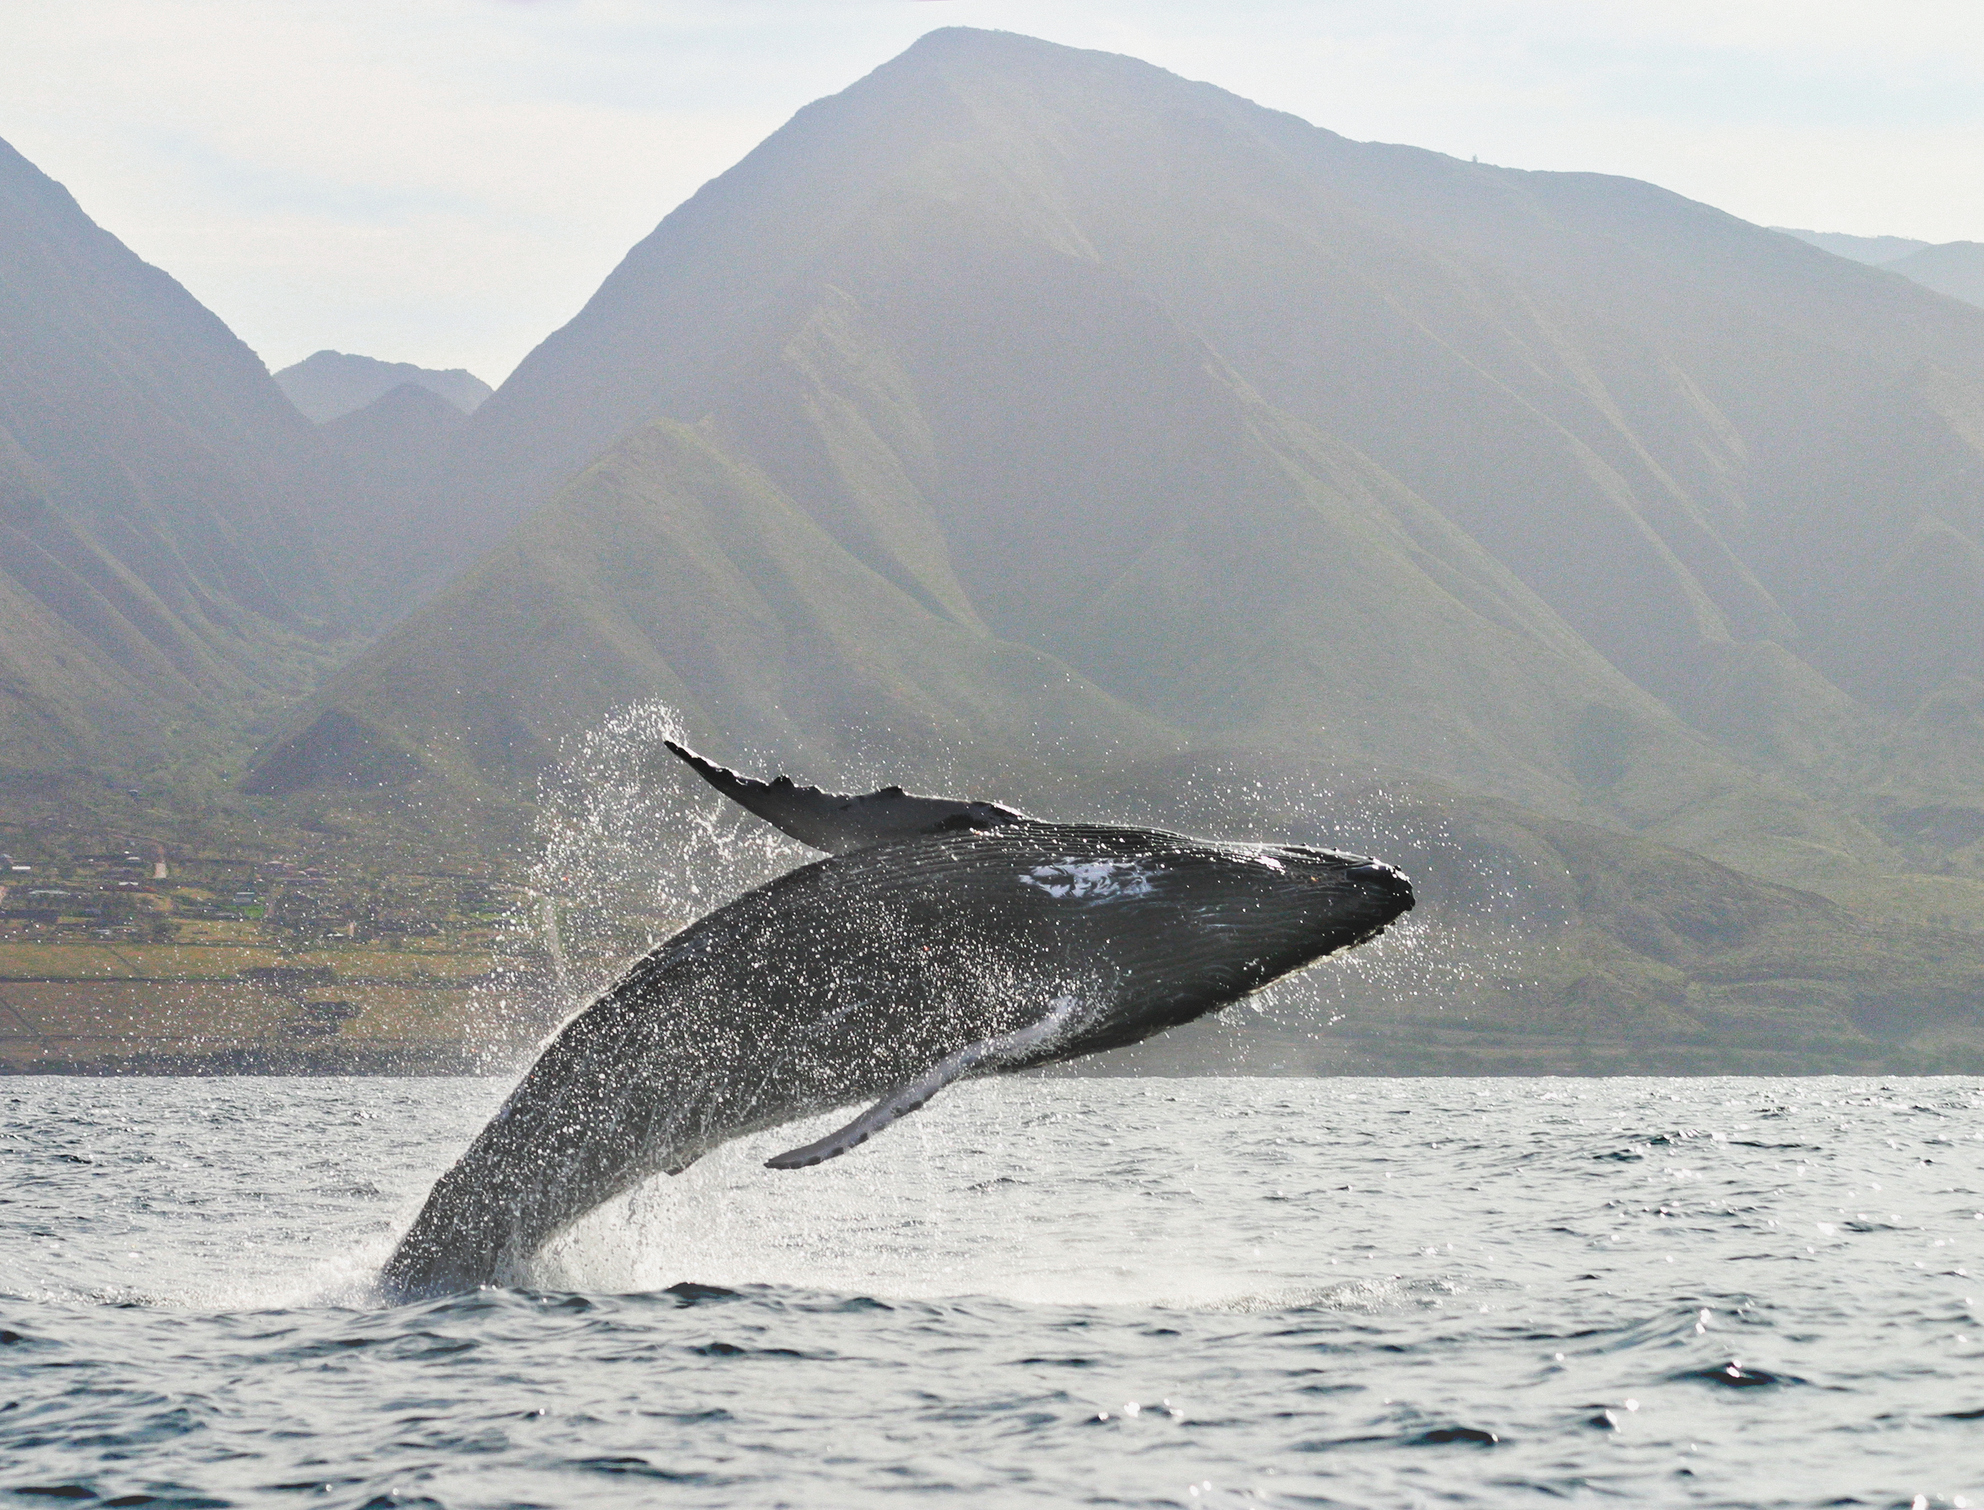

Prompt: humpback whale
xmin=382 ymin=744 xmax=1414 ymax=1298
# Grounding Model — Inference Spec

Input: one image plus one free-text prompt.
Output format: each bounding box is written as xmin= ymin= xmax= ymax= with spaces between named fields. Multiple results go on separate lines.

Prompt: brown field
xmin=0 ymin=936 xmax=531 ymax=1074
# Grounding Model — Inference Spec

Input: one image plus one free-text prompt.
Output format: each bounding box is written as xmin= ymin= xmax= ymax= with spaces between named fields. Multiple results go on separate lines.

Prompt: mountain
xmin=1773 ymin=227 xmax=1931 ymax=264
xmin=0 ymin=135 xmax=366 ymax=781
xmin=278 ymin=33 xmax=1984 ymax=851
xmin=398 ymin=33 xmax=1984 ymax=722
xmin=309 ymin=384 xmax=470 ymax=626
xmin=274 ymin=350 xmax=491 ymax=423
xmin=1777 ymin=228 xmax=1984 ymax=313
xmin=244 ymin=29 xmax=1984 ymax=1068
xmin=1880 ymin=242 xmax=1984 ymax=311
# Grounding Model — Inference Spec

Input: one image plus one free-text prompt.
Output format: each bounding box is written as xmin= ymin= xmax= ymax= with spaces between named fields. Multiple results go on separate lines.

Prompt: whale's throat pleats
xmin=665 ymin=740 xmax=1030 ymax=854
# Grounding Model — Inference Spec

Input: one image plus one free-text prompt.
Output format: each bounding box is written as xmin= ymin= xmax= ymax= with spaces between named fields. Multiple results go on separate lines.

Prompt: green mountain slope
xmin=241 ymin=30 xmax=1984 ymax=1069
xmin=248 ymin=420 xmax=1174 ymax=799
xmin=414 ymin=30 xmax=1984 ymax=741
xmin=0 ymin=136 xmax=370 ymax=780
xmin=323 ymin=31 xmax=1982 ymax=835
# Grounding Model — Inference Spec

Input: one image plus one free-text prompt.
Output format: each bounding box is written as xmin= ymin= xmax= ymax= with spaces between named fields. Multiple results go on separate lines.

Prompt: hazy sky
xmin=6 ymin=1 xmax=1981 ymax=383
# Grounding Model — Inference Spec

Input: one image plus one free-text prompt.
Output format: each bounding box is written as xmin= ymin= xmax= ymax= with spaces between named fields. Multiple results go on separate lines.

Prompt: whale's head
xmin=1257 ymin=842 xmax=1417 ymax=950
xmin=1151 ymin=838 xmax=1414 ymax=995
xmin=996 ymin=827 xmax=1414 ymax=1060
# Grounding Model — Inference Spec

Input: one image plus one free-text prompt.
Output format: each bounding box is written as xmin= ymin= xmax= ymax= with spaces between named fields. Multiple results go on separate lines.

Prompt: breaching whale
xmin=381 ymin=744 xmax=1415 ymax=1297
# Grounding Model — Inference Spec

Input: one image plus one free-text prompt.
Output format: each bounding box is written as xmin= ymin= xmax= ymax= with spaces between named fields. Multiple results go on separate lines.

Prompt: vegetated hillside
xmin=243 ymin=29 xmax=1984 ymax=1069
xmin=404 ymin=28 xmax=1984 ymax=741
xmin=280 ymin=31 xmax=1984 ymax=875
xmin=316 ymin=385 xmax=469 ymax=618
xmin=275 ymin=350 xmax=491 ymax=423
xmin=0 ymin=136 xmax=371 ymax=782
xmin=244 ymin=420 xmax=1177 ymax=798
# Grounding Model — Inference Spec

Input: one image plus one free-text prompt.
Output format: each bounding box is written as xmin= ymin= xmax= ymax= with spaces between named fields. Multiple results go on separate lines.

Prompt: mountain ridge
xmin=274 ymin=350 xmax=492 ymax=424
xmin=267 ymin=27 xmax=1984 ymax=902
xmin=1776 ymin=226 xmax=1984 ymax=312
xmin=0 ymin=134 xmax=377 ymax=780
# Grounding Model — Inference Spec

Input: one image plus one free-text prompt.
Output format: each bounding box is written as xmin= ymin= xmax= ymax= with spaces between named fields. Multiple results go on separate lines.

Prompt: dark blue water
xmin=3 ymin=1076 xmax=1980 ymax=1507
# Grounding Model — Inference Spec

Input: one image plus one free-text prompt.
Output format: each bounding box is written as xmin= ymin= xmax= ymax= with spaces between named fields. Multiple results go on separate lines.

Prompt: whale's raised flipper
xmin=766 ymin=997 xmax=1085 ymax=1169
xmin=665 ymin=740 xmax=1029 ymax=855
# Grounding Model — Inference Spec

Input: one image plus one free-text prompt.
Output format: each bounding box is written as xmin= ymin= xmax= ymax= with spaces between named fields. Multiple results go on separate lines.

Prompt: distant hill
xmin=1777 ymin=227 xmax=1984 ymax=311
xmin=1772 ymin=227 xmax=1931 ymax=264
xmin=274 ymin=350 xmax=491 ymax=424
xmin=313 ymin=385 xmax=469 ymax=625
xmin=1881 ymin=242 xmax=1984 ymax=311
xmin=0 ymin=135 xmax=366 ymax=781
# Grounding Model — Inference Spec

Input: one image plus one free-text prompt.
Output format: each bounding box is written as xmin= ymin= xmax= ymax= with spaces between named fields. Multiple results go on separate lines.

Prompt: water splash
xmin=467 ymin=703 xmax=812 ymax=1063
xmin=521 ymin=1079 xmax=1379 ymax=1311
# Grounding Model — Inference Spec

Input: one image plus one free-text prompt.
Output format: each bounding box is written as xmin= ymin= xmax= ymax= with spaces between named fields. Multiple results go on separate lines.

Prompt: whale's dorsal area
xmin=665 ymin=739 xmax=1030 ymax=854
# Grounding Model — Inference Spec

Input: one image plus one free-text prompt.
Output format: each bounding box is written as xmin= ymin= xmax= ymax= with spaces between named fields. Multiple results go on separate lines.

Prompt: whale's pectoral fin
xmin=665 ymin=739 xmax=1030 ymax=855
xmin=766 ymin=998 xmax=1084 ymax=1170
xmin=763 ymin=1058 xmax=967 ymax=1169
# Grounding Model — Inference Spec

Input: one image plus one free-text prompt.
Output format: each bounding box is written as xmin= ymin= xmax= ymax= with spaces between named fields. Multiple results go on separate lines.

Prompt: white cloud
xmin=3 ymin=0 xmax=1979 ymax=382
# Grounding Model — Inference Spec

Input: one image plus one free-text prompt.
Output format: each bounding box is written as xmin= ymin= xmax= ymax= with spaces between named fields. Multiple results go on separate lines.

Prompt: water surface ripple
xmin=2 ymin=1076 xmax=1980 ymax=1507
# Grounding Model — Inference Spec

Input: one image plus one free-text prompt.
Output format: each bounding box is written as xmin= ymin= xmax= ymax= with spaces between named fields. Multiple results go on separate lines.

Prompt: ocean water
xmin=1 ymin=1075 xmax=1980 ymax=1509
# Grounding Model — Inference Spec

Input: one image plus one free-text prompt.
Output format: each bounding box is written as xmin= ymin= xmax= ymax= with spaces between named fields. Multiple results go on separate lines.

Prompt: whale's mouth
xmin=1268 ymin=846 xmax=1415 ymax=912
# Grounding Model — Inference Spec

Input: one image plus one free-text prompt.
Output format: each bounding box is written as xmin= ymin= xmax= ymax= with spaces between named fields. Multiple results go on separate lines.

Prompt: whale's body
xmin=382 ymin=747 xmax=1414 ymax=1298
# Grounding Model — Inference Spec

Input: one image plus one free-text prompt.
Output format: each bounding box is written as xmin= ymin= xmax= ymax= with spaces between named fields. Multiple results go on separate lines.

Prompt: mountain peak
xmin=892 ymin=25 xmax=1139 ymax=66
xmin=274 ymin=350 xmax=491 ymax=423
xmin=351 ymin=27 xmax=1984 ymax=821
